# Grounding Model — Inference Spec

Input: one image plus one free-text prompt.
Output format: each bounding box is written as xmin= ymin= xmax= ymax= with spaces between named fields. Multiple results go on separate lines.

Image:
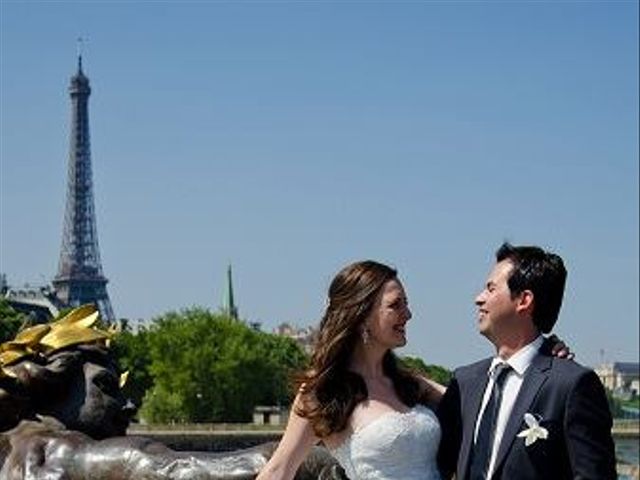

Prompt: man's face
xmin=475 ymin=260 xmax=519 ymax=342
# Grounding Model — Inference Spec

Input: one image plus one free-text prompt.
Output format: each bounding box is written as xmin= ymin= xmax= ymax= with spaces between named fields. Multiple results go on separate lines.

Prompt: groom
xmin=437 ymin=243 xmax=616 ymax=480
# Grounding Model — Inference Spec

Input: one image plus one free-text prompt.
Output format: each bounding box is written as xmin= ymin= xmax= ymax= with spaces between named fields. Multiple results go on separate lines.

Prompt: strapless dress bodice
xmin=328 ymin=404 xmax=442 ymax=480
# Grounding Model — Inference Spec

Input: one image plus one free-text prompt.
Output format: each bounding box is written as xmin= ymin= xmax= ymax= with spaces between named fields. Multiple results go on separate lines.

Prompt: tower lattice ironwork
xmin=52 ymin=55 xmax=115 ymax=322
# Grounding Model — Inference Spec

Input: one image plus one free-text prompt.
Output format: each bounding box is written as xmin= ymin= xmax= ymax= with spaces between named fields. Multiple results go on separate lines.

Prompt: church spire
xmin=222 ymin=264 xmax=238 ymax=320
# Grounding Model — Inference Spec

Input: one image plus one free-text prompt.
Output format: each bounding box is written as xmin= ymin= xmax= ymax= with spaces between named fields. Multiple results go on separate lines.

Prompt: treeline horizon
xmin=0 ymin=300 xmax=452 ymax=424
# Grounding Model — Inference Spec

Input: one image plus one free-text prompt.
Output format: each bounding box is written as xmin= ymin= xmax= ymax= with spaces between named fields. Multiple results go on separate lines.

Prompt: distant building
xmin=595 ymin=362 xmax=640 ymax=397
xmin=253 ymin=405 xmax=288 ymax=426
xmin=2 ymin=280 xmax=61 ymax=324
xmin=274 ymin=322 xmax=317 ymax=354
xmin=247 ymin=321 xmax=262 ymax=331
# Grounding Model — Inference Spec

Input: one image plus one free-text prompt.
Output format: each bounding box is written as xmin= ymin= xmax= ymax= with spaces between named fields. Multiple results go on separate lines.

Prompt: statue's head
xmin=0 ymin=305 xmax=135 ymax=439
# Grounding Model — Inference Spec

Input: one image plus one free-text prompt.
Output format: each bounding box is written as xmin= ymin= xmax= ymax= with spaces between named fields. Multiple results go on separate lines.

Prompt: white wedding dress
xmin=329 ymin=404 xmax=442 ymax=480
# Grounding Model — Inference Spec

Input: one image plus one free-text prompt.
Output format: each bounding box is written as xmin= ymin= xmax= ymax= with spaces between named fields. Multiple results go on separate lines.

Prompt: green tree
xmin=606 ymin=389 xmax=623 ymax=417
xmin=0 ymin=298 xmax=27 ymax=343
xmin=606 ymin=390 xmax=640 ymax=418
xmin=112 ymin=322 xmax=154 ymax=409
xmin=400 ymin=355 xmax=453 ymax=386
xmin=141 ymin=385 xmax=189 ymax=424
xmin=138 ymin=308 xmax=307 ymax=424
xmin=255 ymin=332 xmax=308 ymax=405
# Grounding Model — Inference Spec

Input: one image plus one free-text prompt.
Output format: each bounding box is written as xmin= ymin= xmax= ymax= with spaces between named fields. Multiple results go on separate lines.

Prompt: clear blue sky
xmin=1 ymin=1 xmax=638 ymax=369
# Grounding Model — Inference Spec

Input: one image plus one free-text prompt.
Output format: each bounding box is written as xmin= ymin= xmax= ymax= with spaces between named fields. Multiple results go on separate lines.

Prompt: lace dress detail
xmin=329 ymin=405 xmax=442 ymax=480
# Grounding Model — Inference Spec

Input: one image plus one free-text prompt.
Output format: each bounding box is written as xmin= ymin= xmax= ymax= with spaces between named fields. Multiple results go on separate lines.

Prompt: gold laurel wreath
xmin=0 ymin=304 xmax=125 ymax=386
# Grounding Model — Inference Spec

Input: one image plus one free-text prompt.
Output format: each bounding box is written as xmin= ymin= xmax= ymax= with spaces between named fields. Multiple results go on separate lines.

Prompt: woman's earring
xmin=362 ymin=327 xmax=370 ymax=345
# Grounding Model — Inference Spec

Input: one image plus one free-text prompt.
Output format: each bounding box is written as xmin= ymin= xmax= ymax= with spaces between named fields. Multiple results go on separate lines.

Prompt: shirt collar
xmin=489 ymin=335 xmax=544 ymax=377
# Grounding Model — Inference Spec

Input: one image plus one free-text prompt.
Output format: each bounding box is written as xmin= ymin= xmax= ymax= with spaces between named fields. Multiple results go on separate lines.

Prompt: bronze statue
xmin=0 ymin=306 xmax=345 ymax=480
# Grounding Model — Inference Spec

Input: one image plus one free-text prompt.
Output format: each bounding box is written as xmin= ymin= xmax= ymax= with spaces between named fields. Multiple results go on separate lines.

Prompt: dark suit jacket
xmin=437 ymin=346 xmax=617 ymax=480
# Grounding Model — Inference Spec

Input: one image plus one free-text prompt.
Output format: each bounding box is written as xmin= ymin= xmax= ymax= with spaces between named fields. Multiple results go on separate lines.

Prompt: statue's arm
xmin=2 ymin=424 xmax=343 ymax=480
xmin=76 ymin=436 xmax=270 ymax=480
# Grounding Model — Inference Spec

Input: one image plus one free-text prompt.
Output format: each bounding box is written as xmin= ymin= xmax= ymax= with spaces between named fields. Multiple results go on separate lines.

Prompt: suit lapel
xmin=491 ymin=353 xmax=552 ymax=477
xmin=458 ymin=360 xmax=492 ymax=479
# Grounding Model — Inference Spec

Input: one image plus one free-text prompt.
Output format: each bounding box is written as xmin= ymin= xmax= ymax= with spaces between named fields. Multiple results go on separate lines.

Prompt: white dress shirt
xmin=473 ymin=335 xmax=544 ymax=478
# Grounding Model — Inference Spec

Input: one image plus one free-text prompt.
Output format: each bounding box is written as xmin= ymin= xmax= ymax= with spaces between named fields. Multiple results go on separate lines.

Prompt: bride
xmin=257 ymin=260 xmax=445 ymax=480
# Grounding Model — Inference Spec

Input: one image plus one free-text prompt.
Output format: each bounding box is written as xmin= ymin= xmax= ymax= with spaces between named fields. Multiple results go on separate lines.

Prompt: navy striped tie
xmin=469 ymin=363 xmax=512 ymax=480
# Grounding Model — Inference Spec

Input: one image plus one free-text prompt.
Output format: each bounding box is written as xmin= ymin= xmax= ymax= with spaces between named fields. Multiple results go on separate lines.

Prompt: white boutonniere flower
xmin=517 ymin=413 xmax=549 ymax=446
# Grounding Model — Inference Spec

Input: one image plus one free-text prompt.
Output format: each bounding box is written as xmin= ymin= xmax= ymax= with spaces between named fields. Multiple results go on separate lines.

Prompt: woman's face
xmin=365 ymin=279 xmax=412 ymax=349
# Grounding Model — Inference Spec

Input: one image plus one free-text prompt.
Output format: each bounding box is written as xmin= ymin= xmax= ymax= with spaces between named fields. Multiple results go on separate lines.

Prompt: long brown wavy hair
xmin=295 ymin=260 xmax=429 ymax=438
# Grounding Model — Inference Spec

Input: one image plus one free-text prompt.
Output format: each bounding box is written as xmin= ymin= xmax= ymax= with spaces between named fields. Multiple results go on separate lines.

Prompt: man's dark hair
xmin=496 ymin=242 xmax=567 ymax=334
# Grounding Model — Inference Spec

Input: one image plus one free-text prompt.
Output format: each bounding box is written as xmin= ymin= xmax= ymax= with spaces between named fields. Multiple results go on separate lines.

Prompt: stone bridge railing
xmin=613 ymin=419 xmax=640 ymax=438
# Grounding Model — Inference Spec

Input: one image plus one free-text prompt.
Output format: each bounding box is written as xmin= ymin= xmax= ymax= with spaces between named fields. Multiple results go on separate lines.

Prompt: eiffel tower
xmin=52 ymin=55 xmax=115 ymax=322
